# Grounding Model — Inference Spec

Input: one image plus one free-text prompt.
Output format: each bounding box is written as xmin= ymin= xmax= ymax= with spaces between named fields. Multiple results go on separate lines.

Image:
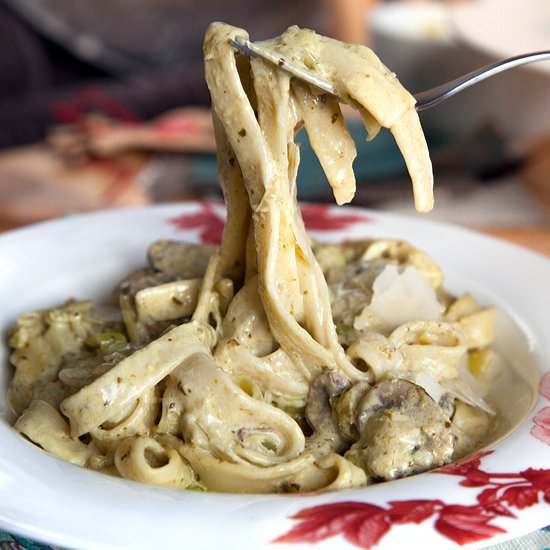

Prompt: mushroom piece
xmin=304 ymin=370 xmax=352 ymax=457
xmin=147 ymin=240 xmax=217 ymax=279
xmin=345 ymin=378 xmax=454 ymax=480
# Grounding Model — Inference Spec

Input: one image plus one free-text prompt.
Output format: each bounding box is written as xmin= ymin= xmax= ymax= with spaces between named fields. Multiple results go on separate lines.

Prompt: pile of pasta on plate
xmin=7 ymin=23 xmax=500 ymax=494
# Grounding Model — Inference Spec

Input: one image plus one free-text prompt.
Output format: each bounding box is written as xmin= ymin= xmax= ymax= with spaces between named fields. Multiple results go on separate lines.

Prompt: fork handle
xmin=413 ymin=50 xmax=550 ymax=111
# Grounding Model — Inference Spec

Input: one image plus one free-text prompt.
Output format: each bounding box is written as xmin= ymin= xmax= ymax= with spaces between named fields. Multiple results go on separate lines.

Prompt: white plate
xmin=1 ymin=203 xmax=549 ymax=550
xmin=451 ymin=0 xmax=550 ymax=75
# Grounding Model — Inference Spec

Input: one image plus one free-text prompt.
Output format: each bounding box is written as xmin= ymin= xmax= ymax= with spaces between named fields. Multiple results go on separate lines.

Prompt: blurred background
xmin=0 ymin=0 xmax=549 ymax=254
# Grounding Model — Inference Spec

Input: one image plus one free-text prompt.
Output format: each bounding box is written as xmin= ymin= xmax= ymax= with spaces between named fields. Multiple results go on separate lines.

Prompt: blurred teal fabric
xmin=295 ymin=124 xmax=406 ymax=196
xmin=189 ymin=120 xmax=449 ymax=200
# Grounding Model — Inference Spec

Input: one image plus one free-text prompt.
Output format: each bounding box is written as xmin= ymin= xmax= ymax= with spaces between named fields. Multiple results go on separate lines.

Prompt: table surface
xmin=481 ymin=226 xmax=550 ymax=258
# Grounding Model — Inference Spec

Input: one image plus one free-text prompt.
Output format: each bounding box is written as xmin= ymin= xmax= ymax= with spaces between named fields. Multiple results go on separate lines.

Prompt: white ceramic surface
xmin=0 ymin=203 xmax=549 ymax=550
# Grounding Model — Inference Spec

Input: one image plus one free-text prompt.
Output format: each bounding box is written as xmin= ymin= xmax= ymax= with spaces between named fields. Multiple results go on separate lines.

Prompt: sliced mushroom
xmin=147 ymin=240 xmax=217 ymax=279
xmin=345 ymin=378 xmax=454 ymax=480
xmin=114 ymin=268 xmax=174 ymax=304
xmin=304 ymin=370 xmax=351 ymax=457
xmin=331 ymin=380 xmax=372 ymax=441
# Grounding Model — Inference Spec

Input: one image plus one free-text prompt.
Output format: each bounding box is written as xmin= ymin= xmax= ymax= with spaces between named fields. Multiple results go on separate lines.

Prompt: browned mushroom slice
xmin=304 ymin=370 xmax=352 ymax=457
xmin=147 ymin=240 xmax=217 ymax=279
xmin=345 ymin=378 xmax=454 ymax=480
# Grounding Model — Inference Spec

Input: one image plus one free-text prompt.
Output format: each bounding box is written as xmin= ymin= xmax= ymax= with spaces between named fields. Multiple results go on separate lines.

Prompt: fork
xmin=229 ymin=36 xmax=550 ymax=112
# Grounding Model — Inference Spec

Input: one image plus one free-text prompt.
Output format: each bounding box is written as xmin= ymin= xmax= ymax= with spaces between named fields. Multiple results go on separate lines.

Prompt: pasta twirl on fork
xmin=7 ymin=23 xmax=499 ymax=493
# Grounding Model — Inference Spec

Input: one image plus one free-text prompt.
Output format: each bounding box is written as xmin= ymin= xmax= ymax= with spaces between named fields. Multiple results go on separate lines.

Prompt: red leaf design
xmin=437 ymin=451 xmax=494 ymax=486
xmin=387 ymin=499 xmax=443 ymax=524
xmin=540 ymin=372 xmax=550 ymax=400
xmin=531 ymin=406 xmax=550 ymax=445
xmin=273 ymin=451 xmax=550 ymax=549
xmin=531 ymin=424 xmax=550 ymax=446
xmin=169 ymin=203 xmax=225 ymax=244
xmin=458 ymin=472 xmax=493 ymax=487
xmin=533 ymin=407 xmax=550 ymax=431
xmin=273 ymin=502 xmax=387 ymax=547
xmin=435 ymin=505 xmax=506 ymax=545
xmin=520 ymin=467 xmax=550 ymax=492
xmin=344 ymin=512 xmax=391 ymax=549
xmin=531 ymin=373 xmax=550 ymax=444
xmin=519 ymin=468 xmax=550 ymax=505
xmin=500 ymin=486 xmax=540 ymax=510
xmin=169 ymin=202 xmax=370 ymax=244
xmin=437 ymin=450 xmax=493 ymax=476
xmin=300 ymin=203 xmax=371 ymax=231
xmin=477 ymin=487 xmax=516 ymax=518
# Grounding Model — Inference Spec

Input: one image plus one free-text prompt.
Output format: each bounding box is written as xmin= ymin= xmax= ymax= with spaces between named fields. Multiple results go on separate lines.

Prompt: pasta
xmin=7 ymin=23 xmax=501 ymax=493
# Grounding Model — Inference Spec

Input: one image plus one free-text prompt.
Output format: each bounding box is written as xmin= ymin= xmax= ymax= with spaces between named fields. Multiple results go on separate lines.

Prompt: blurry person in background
xmin=0 ymin=0 xmax=375 ymax=229
xmin=0 ymin=0 xmax=369 ymax=150
xmin=2 ymin=0 xmax=491 ymax=230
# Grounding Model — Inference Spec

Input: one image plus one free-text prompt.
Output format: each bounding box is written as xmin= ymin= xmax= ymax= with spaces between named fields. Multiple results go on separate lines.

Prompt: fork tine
xmin=228 ymin=36 xmax=336 ymax=95
xmin=228 ymin=37 xmax=261 ymax=59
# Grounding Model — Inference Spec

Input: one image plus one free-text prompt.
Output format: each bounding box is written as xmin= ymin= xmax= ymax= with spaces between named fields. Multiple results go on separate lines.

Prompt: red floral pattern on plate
xmin=169 ymin=202 xmax=225 ymax=244
xmin=300 ymin=204 xmax=372 ymax=231
xmin=532 ymin=372 xmax=550 ymax=444
xmin=273 ymin=451 xmax=550 ymax=548
xmin=168 ymin=203 xmax=372 ymax=245
xmin=168 ymin=203 xmax=549 ymax=547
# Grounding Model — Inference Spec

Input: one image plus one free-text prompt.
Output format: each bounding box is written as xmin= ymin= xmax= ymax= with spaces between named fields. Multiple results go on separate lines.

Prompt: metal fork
xmin=229 ymin=36 xmax=550 ymax=112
